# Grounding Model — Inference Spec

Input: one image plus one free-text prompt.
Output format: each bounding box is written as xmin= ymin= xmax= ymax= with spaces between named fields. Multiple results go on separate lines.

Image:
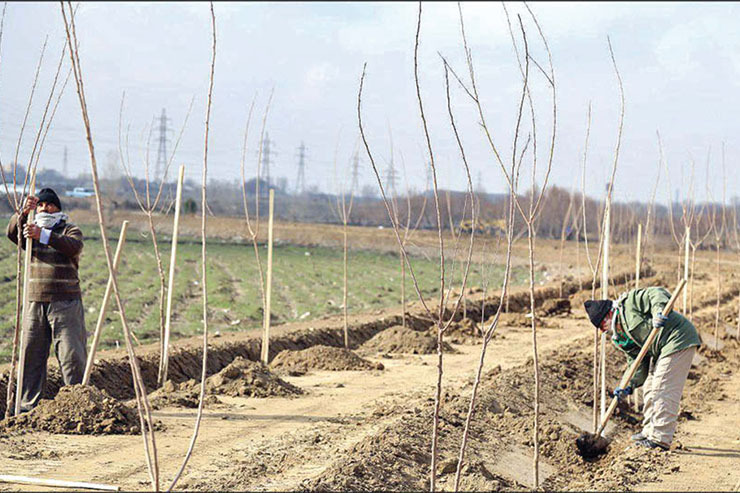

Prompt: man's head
xmin=36 ymin=188 xmax=62 ymax=214
xmin=584 ymin=299 xmax=613 ymax=332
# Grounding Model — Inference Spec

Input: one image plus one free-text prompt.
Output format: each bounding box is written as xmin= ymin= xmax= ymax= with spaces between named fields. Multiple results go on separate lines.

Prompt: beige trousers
xmin=641 ymin=346 xmax=696 ymax=446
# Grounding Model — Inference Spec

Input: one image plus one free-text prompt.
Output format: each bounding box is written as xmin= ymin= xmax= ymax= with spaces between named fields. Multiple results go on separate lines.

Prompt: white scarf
xmin=34 ymin=211 xmax=69 ymax=229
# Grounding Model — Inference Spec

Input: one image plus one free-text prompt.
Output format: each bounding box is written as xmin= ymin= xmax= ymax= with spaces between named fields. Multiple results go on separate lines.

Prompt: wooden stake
xmin=0 ymin=474 xmax=119 ymax=492
xmin=159 ymin=164 xmax=185 ymax=386
xmin=82 ymin=220 xmax=129 ymax=385
xmin=15 ymin=172 xmax=36 ymax=416
xmin=261 ymin=188 xmax=274 ymax=364
xmin=630 ymin=218 xmax=642 ymax=418
xmin=599 ymin=202 xmax=610 ymax=423
xmin=635 ymin=223 xmax=642 ymax=289
xmin=683 ymin=226 xmax=690 ymax=312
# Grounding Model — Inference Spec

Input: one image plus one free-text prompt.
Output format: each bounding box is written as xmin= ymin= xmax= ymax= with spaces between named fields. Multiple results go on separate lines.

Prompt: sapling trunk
xmin=61 ymin=3 xmax=160 ymax=487
xmin=167 ymin=4 xmax=215 ymax=490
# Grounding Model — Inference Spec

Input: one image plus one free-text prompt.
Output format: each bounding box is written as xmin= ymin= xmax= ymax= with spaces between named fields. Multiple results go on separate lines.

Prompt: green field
xmin=0 ymin=221 xmax=532 ymax=363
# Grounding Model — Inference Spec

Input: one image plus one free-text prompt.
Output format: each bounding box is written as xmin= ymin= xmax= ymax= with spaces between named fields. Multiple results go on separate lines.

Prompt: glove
xmin=614 ymin=385 xmax=633 ymax=400
xmin=653 ymin=313 xmax=669 ymax=329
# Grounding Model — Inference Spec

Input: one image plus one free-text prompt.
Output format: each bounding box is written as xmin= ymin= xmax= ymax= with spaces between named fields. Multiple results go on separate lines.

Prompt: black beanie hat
xmin=584 ymin=300 xmax=612 ymax=328
xmin=37 ymin=188 xmax=62 ymax=211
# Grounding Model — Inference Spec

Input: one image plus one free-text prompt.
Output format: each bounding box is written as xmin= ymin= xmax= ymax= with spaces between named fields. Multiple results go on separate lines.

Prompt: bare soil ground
xmin=0 ymin=238 xmax=738 ymax=491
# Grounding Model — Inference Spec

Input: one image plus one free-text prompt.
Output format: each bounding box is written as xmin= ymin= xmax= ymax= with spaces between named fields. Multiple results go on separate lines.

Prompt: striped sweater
xmin=6 ymin=213 xmax=84 ymax=302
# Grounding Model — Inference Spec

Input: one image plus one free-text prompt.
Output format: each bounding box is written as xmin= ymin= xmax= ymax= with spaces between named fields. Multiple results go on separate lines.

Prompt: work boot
xmin=635 ymin=438 xmax=669 ymax=451
xmin=631 ymin=432 xmax=646 ymax=442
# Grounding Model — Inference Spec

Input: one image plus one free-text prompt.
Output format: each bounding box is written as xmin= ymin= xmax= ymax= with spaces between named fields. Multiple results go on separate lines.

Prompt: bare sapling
xmin=642 ymin=147 xmax=662 ymax=261
xmin=578 ymin=38 xmax=623 ymax=429
xmin=399 ymin=157 xmax=429 ymax=329
xmin=60 ymin=2 xmax=160 ymax=488
xmin=577 ymin=102 xmax=603 ymax=432
xmin=662 ymin=144 xmax=697 ymax=286
xmin=16 ymin=171 xmax=36 ymax=415
xmin=329 ymin=139 xmax=357 ymax=347
xmin=166 ymin=4 xmax=215 ymax=490
xmin=240 ymin=90 xmax=274 ymax=364
xmin=446 ymin=4 xmax=556 ymax=488
xmin=706 ymin=145 xmax=726 ymax=351
xmin=117 ymin=92 xmax=193 ymax=387
xmin=445 ymin=4 xmax=531 ymax=482
xmin=558 ymin=177 xmax=577 ymax=297
xmin=1 ymin=20 xmax=71 ymax=417
xmin=357 ymin=5 xmax=477 ymax=490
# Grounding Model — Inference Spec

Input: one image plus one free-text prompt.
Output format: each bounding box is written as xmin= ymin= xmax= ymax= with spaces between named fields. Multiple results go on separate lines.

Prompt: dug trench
xmin=193 ymin=333 xmax=740 ymax=492
xmin=0 ymin=265 xmax=654 ymax=417
xmin=1 ymin=265 xmax=736 ymax=491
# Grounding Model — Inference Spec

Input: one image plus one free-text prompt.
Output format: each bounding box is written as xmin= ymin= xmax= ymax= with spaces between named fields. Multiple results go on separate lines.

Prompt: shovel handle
xmin=595 ymin=279 xmax=687 ymax=436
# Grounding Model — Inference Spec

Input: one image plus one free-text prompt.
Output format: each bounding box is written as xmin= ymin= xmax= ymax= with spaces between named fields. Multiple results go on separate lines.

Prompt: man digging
xmin=584 ymin=286 xmax=701 ymax=450
xmin=6 ymin=188 xmax=87 ymax=413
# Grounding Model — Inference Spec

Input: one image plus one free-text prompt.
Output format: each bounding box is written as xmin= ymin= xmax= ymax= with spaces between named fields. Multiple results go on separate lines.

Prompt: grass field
xmin=0 ymin=220 xmax=533 ymax=363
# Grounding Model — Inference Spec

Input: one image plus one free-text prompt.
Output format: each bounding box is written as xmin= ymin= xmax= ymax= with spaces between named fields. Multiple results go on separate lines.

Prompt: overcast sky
xmin=1 ymin=2 xmax=738 ymax=205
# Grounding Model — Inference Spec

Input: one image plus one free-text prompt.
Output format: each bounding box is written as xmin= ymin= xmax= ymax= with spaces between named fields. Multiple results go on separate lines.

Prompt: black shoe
xmin=631 ymin=432 xmax=646 ymax=442
xmin=635 ymin=438 xmax=669 ymax=450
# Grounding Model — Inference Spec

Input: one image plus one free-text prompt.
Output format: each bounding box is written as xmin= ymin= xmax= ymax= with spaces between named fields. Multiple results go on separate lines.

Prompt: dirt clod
xmin=0 ymin=385 xmax=141 ymax=435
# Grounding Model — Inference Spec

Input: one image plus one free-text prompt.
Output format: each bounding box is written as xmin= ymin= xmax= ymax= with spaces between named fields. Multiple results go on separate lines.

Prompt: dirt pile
xmin=270 ymin=345 xmax=383 ymax=375
xmin=0 ymin=385 xmax=141 ymax=435
xmin=359 ymin=326 xmax=455 ymax=355
xmin=150 ymin=358 xmax=302 ymax=408
xmin=538 ymin=298 xmax=571 ymax=317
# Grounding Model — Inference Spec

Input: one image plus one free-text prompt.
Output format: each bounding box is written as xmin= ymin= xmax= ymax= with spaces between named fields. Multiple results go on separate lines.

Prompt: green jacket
xmin=613 ymin=287 xmax=701 ymax=388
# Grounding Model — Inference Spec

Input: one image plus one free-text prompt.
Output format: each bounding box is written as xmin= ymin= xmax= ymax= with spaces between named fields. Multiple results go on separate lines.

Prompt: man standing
xmin=584 ymin=286 xmax=701 ymax=450
xmin=7 ymin=187 xmax=86 ymax=413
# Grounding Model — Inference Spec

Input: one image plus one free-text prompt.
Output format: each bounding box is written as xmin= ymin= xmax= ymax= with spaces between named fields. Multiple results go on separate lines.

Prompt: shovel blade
xmin=575 ymin=432 xmax=610 ymax=459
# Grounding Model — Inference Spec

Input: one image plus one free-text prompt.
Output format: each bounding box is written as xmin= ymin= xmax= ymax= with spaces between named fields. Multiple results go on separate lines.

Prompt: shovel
xmin=576 ymin=279 xmax=687 ymax=459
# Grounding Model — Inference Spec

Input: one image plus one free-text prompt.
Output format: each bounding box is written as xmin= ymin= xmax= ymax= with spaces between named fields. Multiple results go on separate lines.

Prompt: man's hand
xmin=613 ymin=385 xmax=633 ymax=401
xmin=23 ymin=223 xmax=41 ymax=241
xmin=653 ymin=313 xmax=669 ymax=329
xmin=22 ymin=195 xmax=38 ymax=216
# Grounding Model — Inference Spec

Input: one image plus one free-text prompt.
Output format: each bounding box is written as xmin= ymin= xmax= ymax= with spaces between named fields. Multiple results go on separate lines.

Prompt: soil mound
xmin=193 ymin=357 xmax=302 ymax=398
xmin=0 ymin=385 xmax=140 ymax=435
xmin=360 ymin=326 xmax=455 ymax=355
xmin=270 ymin=345 xmax=383 ymax=375
xmin=538 ymin=298 xmax=571 ymax=317
xmin=148 ymin=383 xmax=223 ymax=410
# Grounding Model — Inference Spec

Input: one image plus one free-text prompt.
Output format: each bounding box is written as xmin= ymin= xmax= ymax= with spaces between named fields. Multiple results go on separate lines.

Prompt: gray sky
xmin=1 ymin=2 xmax=738 ymax=206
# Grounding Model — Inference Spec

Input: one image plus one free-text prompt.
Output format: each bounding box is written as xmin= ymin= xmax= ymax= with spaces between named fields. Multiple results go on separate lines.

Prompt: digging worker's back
xmin=6 ymin=188 xmax=86 ymax=413
xmin=584 ymin=286 xmax=701 ymax=450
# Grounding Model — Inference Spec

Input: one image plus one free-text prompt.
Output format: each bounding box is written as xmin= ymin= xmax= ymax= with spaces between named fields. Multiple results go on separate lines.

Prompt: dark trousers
xmin=20 ymin=299 xmax=87 ymax=412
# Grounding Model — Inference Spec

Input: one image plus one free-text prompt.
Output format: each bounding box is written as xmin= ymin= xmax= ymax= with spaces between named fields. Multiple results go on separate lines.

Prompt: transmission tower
xmin=295 ymin=141 xmax=307 ymax=195
xmin=260 ymin=132 xmax=276 ymax=190
xmin=63 ymin=146 xmax=68 ymax=176
xmin=350 ymin=150 xmax=360 ymax=193
xmin=155 ymin=108 xmax=171 ymax=180
xmin=385 ymin=157 xmax=397 ymax=196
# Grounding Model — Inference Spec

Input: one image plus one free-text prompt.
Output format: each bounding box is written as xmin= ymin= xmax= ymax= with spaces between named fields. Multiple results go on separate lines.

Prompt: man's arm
xmin=47 ymin=224 xmax=83 ymax=258
xmin=6 ymin=213 xmax=27 ymax=248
